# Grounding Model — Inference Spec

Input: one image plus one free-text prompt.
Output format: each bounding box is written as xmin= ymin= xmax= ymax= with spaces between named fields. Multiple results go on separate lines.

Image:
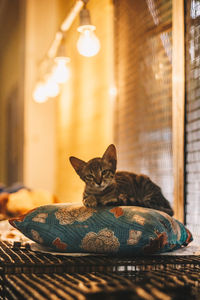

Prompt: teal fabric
xmin=9 ymin=204 xmax=193 ymax=255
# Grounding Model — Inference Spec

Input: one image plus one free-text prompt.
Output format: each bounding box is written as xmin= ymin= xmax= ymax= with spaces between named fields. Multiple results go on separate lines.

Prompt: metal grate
xmin=1 ymin=241 xmax=200 ymax=275
xmin=185 ymin=0 xmax=200 ymax=245
xmin=2 ymin=270 xmax=200 ymax=300
xmin=1 ymin=241 xmax=200 ymax=299
xmin=114 ymin=0 xmax=173 ymax=204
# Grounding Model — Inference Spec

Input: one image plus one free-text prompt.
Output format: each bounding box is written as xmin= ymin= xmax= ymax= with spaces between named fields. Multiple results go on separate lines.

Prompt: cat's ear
xmin=69 ymin=156 xmax=86 ymax=176
xmin=102 ymin=144 xmax=117 ymax=171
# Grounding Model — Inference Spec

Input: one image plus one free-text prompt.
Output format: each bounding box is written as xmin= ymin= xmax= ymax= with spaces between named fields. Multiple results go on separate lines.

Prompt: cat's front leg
xmin=101 ymin=195 xmax=126 ymax=206
xmin=83 ymin=193 xmax=98 ymax=208
xmin=116 ymin=193 xmax=129 ymax=205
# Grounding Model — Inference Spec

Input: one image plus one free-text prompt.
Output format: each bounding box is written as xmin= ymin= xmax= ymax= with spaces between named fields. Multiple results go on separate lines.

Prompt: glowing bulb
xmin=109 ymin=86 xmax=117 ymax=97
xmin=77 ymin=26 xmax=100 ymax=57
xmin=52 ymin=57 xmax=70 ymax=84
xmin=44 ymin=77 xmax=60 ymax=98
xmin=33 ymin=82 xmax=48 ymax=103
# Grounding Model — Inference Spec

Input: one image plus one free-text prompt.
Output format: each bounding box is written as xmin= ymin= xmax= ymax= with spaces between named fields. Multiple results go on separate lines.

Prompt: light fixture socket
xmin=77 ymin=8 xmax=96 ymax=32
xmin=55 ymin=38 xmax=70 ymax=63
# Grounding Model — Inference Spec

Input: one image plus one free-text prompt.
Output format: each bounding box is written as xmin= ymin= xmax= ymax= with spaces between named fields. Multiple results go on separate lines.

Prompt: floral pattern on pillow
xmin=81 ymin=228 xmax=120 ymax=253
xmin=55 ymin=206 xmax=96 ymax=225
xmin=127 ymin=230 xmax=142 ymax=245
xmin=143 ymin=230 xmax=168 ymax=254
xmin=9 ymin=204 xmax=193 ymax=255
xmin=32 ymin=213 xmax=48 ymax=223
xmin=31 ymin=229 xmax=43 ymax=243
xmin=53 ymin=237 xmax=67 ymax=251
xmin=110 ymin=207 xmax=124 ymax=218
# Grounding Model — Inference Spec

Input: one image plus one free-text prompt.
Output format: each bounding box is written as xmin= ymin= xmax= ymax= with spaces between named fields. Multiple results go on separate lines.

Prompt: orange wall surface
xmin=23 ymin=0 xmax=115 ymax=201
xmin=56 ymin=0 xmax=115 ymax=202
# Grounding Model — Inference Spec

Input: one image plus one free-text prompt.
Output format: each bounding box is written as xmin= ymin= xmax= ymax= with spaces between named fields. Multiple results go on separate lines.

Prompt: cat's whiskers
xmin=95 ymin=184 xmax=107 ymax=191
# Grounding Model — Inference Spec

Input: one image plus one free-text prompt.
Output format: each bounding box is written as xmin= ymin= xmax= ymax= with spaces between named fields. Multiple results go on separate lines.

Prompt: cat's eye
xmin=85 ymin=174 xmax=94 ymax=180
xmin=102 ymin=169 xmax=110 ymax=176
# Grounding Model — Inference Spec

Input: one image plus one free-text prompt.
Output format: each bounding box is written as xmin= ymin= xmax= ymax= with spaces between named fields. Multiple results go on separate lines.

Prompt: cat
xmin=69 ymin=144 xmax=174 ymax=216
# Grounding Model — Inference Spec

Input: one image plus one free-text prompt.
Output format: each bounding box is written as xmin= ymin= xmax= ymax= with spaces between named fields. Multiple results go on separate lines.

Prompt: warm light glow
xmin=77 ymin=25 xmax=100 ymax=57
xmin=44 ymin=77 xmax=60 ymax=98
xmin=52 ymin=57 xmax=71 ymax=84
xmin=33 ymin=83 xmax=48 ymax=103
xmin=109 ymin=86 xmax=117 ymax=97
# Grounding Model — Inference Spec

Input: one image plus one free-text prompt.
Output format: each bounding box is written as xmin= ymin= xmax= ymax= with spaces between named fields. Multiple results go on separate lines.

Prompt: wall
xmin=0 ymin=0 xmax=114 ymax=200
xmin=55 ymin=0 xmax=115 ymax=202
xmin=23 ymin=0 xmax=114 ymax=200
xmin=23 ymin=0 xmax=64 ymax=192
xmin=0 ymin=0 xmax=24 ymax=185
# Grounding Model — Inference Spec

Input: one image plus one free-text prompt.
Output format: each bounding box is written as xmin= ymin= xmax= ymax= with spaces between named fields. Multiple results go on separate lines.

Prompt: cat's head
xmin=69 ymin=144 xmax=117 ymax=192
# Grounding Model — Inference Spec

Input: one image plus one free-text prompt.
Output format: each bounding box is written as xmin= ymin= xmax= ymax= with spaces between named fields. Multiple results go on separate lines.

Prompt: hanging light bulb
xmin=77 ymin=28 xmax=100 ymax=57
xmin=44 ymin=76 xmax=60 ymax=98
xmin=51 ymin=38 xmax=71 ymax=84
xmin=77 ymin=7 xmax=100 ymax=57
xmin=33 ymin=82 xmax=48 ymax=103
xmin=52 ymin=57 xmax=71 ymax=84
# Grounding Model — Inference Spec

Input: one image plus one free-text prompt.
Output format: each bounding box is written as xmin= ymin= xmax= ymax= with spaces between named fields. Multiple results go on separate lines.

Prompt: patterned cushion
xmin=9 ymin=204 xmax=193 ymax=255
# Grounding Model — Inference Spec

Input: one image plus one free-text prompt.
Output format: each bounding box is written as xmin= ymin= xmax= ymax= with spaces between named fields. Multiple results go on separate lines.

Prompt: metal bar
xmin=61 ymin=0 xmax=84 ymax=31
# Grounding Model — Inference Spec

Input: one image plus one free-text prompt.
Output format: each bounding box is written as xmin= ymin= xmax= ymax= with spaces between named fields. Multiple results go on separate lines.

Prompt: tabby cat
xmin=69 ymin=144 xmax=174 ymax=216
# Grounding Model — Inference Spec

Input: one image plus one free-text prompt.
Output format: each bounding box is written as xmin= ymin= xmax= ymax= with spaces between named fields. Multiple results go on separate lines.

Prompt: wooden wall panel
xmin=172 ymin=0 xmax=185 ymax=222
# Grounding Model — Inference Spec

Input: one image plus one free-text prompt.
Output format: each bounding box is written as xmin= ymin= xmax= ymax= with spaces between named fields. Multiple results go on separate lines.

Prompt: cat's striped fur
xmin=69 ymin=144 xmax=174 ymax=216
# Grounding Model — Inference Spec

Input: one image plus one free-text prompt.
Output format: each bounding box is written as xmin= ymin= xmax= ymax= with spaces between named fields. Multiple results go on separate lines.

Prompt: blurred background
xmin=0 ymin=0 xmax=199 ymax=241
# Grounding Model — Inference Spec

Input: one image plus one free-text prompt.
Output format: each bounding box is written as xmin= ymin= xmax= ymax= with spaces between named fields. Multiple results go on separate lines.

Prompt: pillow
xmin=9 ymin=204 xmax=193 ymax=255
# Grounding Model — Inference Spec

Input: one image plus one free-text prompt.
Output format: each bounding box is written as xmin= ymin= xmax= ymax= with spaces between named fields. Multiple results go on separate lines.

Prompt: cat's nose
xmin=95 ymin=177 xmax=102 ymax=186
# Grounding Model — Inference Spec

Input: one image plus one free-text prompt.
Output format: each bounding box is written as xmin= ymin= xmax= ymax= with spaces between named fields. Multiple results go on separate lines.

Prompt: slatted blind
xmin=185 ymin=0 xmax=200 ymax=244
xmin=114 ymin=0 xmax=173 ymax=204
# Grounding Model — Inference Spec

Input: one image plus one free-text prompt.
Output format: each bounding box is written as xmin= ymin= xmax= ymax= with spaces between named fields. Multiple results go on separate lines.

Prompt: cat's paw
xmin=83 ymin=195 xmax=98 ymax=208
xmin=118 ymin=193 xmax=129 ymax=205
